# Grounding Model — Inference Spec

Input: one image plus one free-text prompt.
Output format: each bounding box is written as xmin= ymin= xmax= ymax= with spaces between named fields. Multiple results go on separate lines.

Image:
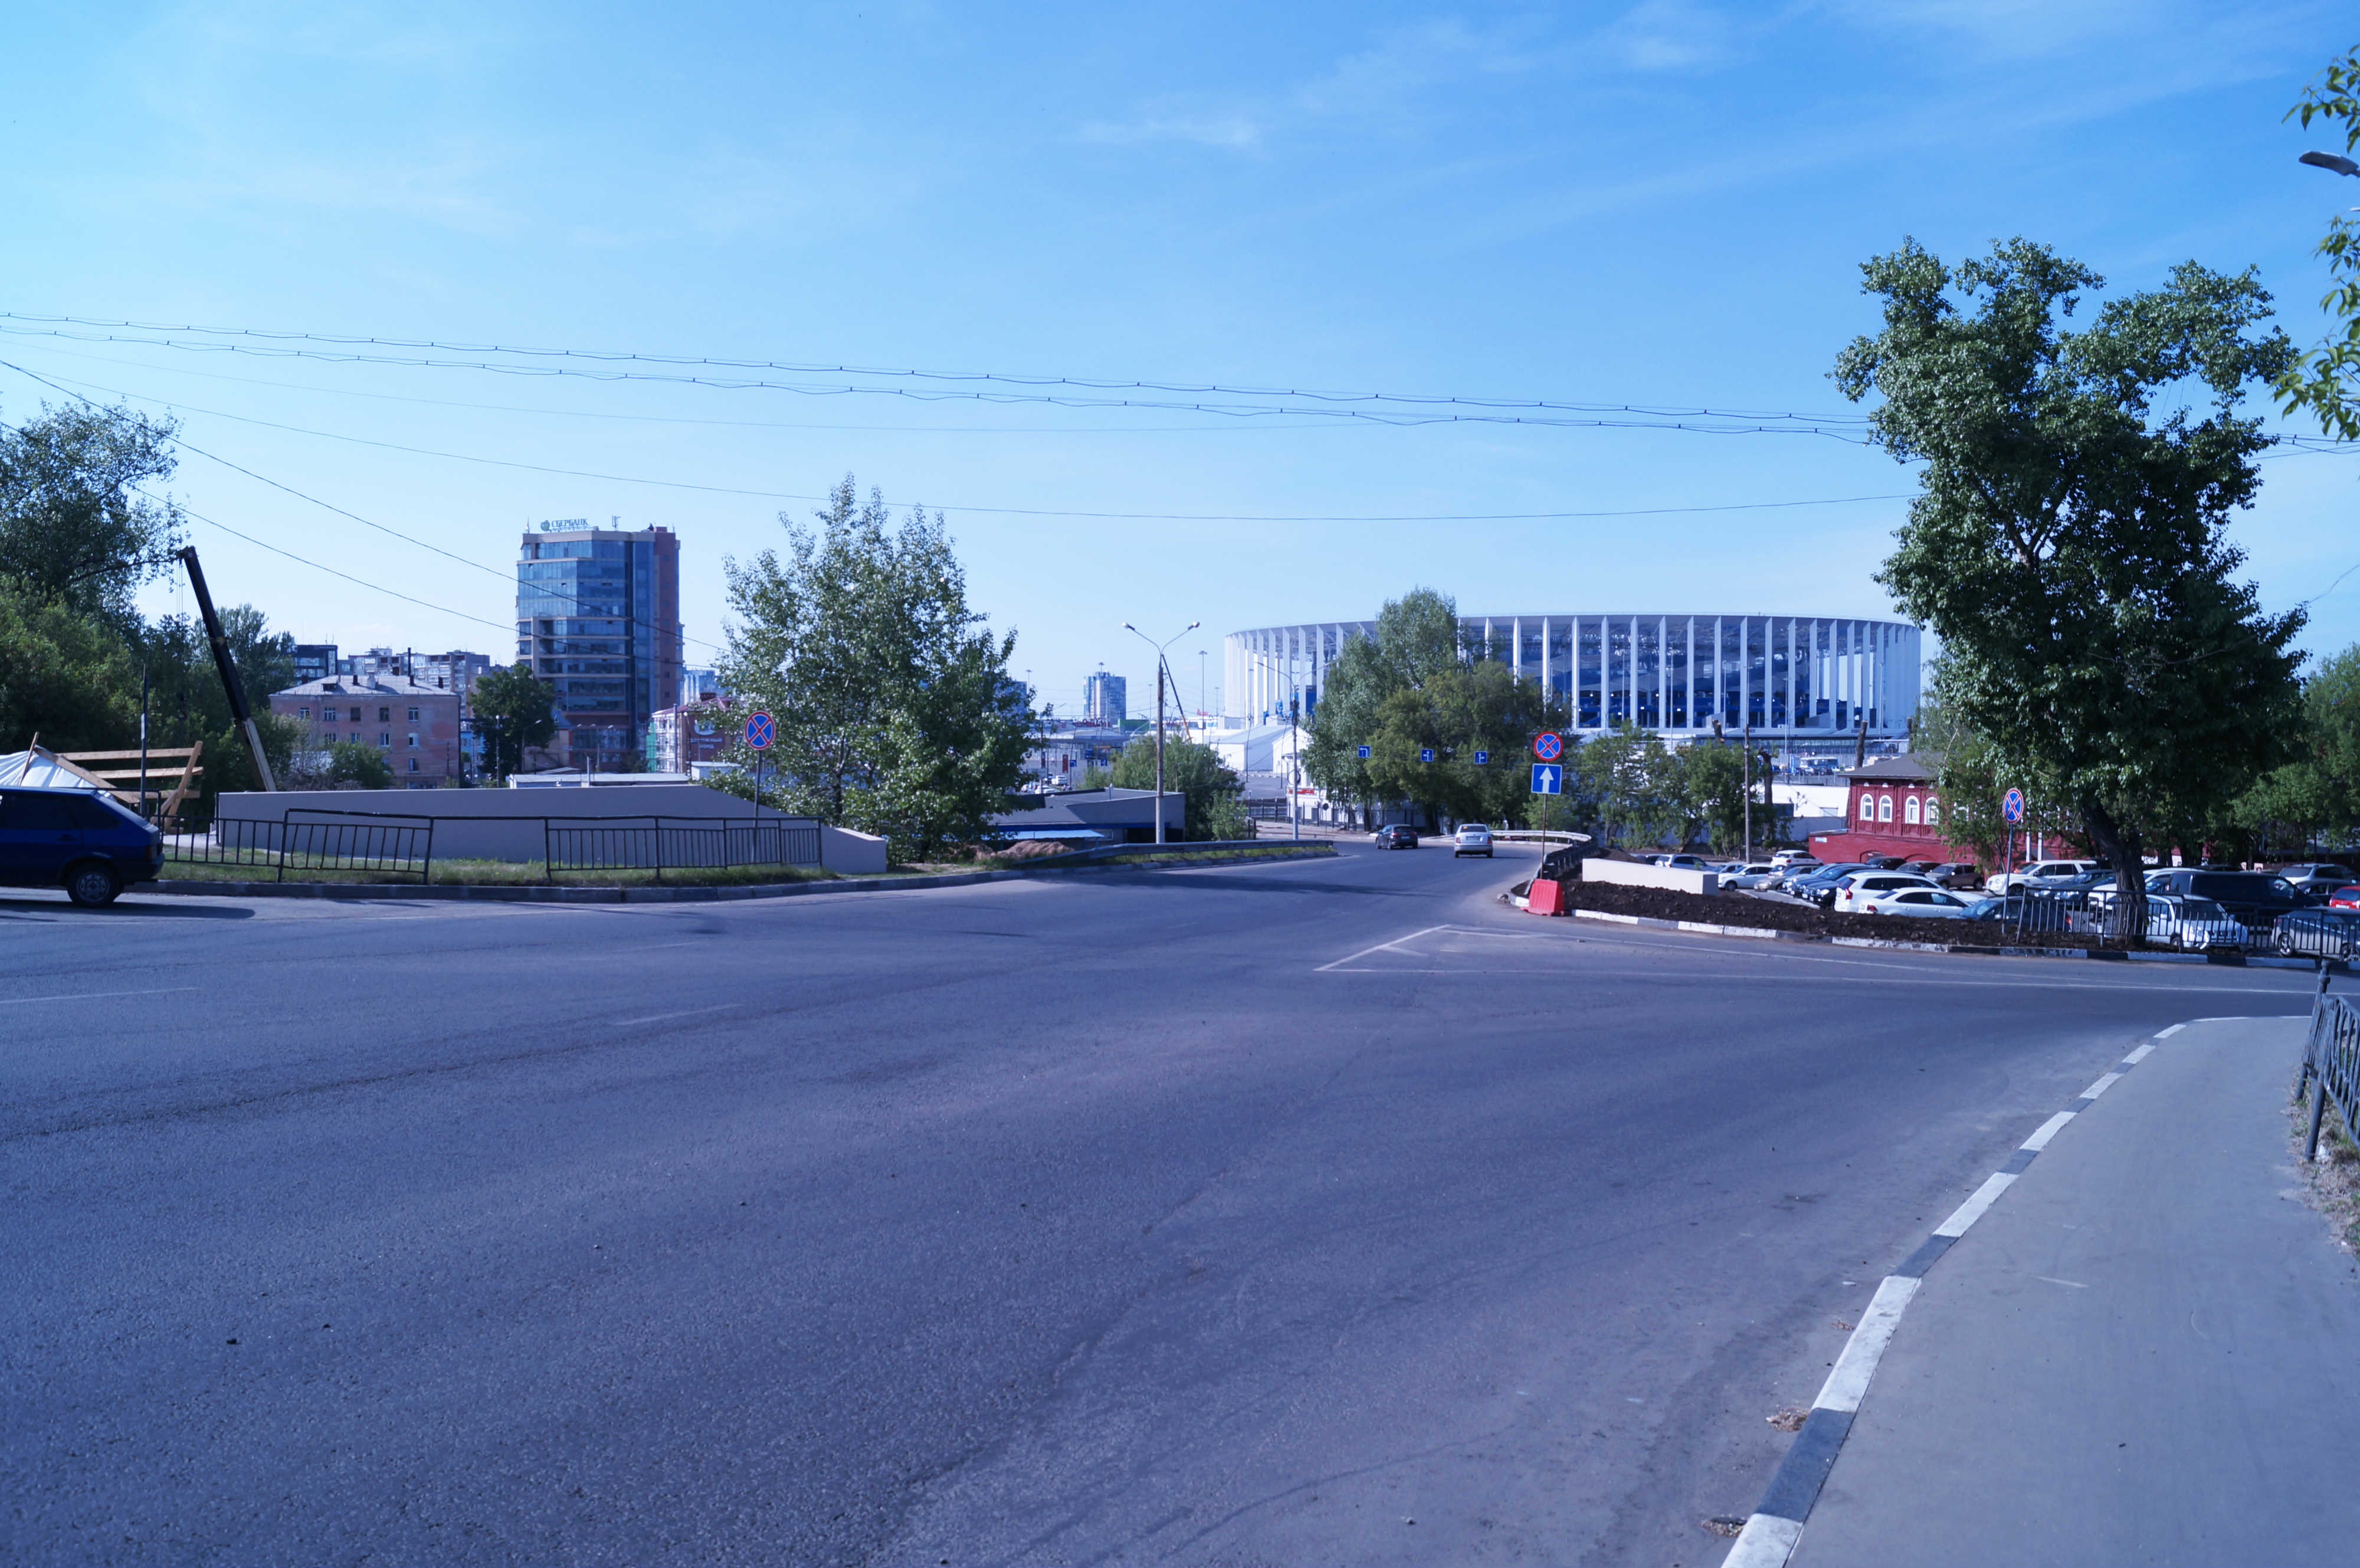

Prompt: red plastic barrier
xmin=1526 ymin=877 xmax=1566 ymax=916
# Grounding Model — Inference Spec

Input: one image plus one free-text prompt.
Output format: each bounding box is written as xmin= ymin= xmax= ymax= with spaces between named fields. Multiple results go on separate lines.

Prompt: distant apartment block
xmin=271 ymin=674 xmax=464 ymax=784
xmin=291 ymin=644 xmax=493 ymax=693
xmin=1084 ymin=670 xmax=1127 ymax=726
xmin=516 ymin=520 xmax=683 ymax=771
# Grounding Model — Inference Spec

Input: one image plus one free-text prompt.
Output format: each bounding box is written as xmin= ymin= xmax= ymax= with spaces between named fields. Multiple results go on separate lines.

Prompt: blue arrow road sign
xmin=1473 ymin=750 xmax=1490 ymax=765
xmin=1530 ymin=762 xmax=1562 ymax=795
xmin=2001 ymin=787 xmax=2025 ymax=824
xmin=1419 ymin=747 xmax=1435 ymax=763
xmin=746 ymin=712 xmax=775 ymax=750
xmin=1356 ymin=744 xmax=1371 ymax=759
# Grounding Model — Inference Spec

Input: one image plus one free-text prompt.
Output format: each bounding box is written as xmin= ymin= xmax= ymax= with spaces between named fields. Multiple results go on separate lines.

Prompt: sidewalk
xmin=1783 ymin=1015 xmax=2360 ymax=1566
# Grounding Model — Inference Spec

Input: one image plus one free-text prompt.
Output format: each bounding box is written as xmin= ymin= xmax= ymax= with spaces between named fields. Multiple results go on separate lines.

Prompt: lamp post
xmin=1123 ymin=619 xmax=1198 ymax=844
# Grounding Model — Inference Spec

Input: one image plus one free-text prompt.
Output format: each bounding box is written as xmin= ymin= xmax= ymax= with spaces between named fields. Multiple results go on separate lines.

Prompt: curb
xmin=144 ymin=845 xmax=1338 ymax=905
xmin=1720 ymin=1024 xmax=2185 ymax=1567
xmin=1505 ymin=898 xmax=2343 ymax=972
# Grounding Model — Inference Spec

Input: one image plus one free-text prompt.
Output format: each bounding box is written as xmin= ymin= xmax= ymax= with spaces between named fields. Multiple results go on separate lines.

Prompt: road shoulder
xmin=1784 ymin=1015 xmax=2360 ymax=1567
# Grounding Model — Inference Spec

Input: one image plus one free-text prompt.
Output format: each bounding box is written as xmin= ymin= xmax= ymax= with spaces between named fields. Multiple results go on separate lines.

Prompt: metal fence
xmin=2300 ymin=983 xmax=2360 ymax=1159
xmin=1997 ymin=888 xmax=2276 ymax=950
xmin=544 ymin=818 xmax=821 ymax=880
xmin=164 ymin=809 xmax=823 ymax=884
xmin=166 ymin=812 xmax=435 ymax=883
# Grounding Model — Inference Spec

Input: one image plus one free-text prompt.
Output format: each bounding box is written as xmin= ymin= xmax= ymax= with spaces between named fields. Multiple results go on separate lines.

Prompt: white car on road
xmin=1723 ymin=862 xmax=1784 ymax=890
xmin=1453 ymin=824 xmax=1493 ymax=858
xmin=1832 ymin=871 xmax=1942 ymax=914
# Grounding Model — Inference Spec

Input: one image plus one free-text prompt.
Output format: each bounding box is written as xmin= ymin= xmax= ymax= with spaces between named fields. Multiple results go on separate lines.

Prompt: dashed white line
xmin=0 ymin=985 xmax=198 ymax=1006
xmin=612 ymin=1003 xmax=739 ymax=1028
xmin=2079 ymin=1071 xmax=2124 ymax=1100
xmin=2037 ymin=1276 xmax=2089 ymax=1289
xmin=1932 ymin=1172 xmax=2018 ymax=1238
xmin=2122 ymin=1042 xmax=2155 ymax=1065
xmin=1815 ymin=1275 xmax=1922 ymax=1412
xmin=2020 ymin=1111 xmax=2076 ymax=1152
xmin=2155 ymin=1023 xmax=2187 ymax=1038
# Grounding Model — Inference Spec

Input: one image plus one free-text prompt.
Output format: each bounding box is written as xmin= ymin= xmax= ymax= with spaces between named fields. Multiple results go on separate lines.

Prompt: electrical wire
xmin=0 ymin=311 xmax=1879 ymax=427
xmin=5 ymin=359 xmax=1923 ymax=524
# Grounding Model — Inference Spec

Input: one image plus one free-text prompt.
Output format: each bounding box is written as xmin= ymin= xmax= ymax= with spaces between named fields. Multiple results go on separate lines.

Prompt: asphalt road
xmin=0 ymin=844 xmax=2323 ymax=1566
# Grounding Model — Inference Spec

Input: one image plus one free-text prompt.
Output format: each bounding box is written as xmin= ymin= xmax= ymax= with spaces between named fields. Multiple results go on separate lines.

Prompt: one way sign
xmin=1529 ymin=762 xmax=1562 ymax=795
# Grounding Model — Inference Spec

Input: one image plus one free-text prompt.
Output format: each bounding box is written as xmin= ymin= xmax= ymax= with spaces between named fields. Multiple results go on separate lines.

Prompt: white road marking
xmin=2121 ymin=1042 xmax=2155 ymax=1064
xmin=1724 ymin=1514 xmax=1804 ymax=1568
xmin=1933 ymin=1173 xmax=2018 ymax=1238
xmin=1814 ymin=1274 xmax=1921 ymax=1413
xmin=612 ymin=1003 xmax=739 ymax=1028
xmin=2036 ymin=1276 xmax=2089 ymax=1289
xmin=2155 ymin=1023 xmax=2186 ymax=1038
xmin=2020 ymin=1111 xmax=2076 ymax=1152
xmin=0 ymin=985 xmax=198 ymax=1006
xmin=2079 ymin=1071 xmax=2124 ymax=1100
xmin=1312 ymin=924 xmax=1461 ymax=972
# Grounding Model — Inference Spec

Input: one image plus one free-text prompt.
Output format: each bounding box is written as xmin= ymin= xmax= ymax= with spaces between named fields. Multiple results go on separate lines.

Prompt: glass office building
xmin=1225 ymin=613 xmax=1920 ymax=739
xmin=516 ymin=521 xmax=683 ymax=770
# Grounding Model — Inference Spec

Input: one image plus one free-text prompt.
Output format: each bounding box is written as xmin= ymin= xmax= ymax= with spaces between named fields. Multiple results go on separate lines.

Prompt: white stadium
xmin=1225 ymin=613 xmax=1920 ymax=741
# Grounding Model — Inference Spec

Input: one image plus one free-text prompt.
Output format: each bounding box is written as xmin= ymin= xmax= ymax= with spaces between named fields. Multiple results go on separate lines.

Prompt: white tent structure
xmin=0 ymin=747 xmax=113 ymax=791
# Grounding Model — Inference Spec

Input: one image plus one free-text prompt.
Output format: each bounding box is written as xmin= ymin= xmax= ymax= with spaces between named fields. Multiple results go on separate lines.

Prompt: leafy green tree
xmin=1677 ymin=738 xmax=1755 ymax=854
xmin=2238 ymin=644 xmax=2360 ymax=852
xmin=0 ymin=581 xmax=140 ymax=752
xmin=1837 ymin=238 xmax=2305 ymax=941
xmin=718 ymin=475 xmax=1031 ymax=860
xmin=2279 ymin=48 xmax=2360 ymax=439
xmin=1109 ymin=731 xmax=1247 ymax=839
xmin=0 ymin=402 xmax=185 ymax=621
xmin=470 ymin=662 xmax=559 ymax=779
xmin=1570 ymin=723 xmax=1686 ymax=849
xmin=1304 ymin=588 xmax=1561 ymax=826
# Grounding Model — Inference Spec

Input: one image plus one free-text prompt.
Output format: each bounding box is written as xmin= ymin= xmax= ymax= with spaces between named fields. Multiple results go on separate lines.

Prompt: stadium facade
xmin=1225 ymin=614 xmax=1920 ymax=740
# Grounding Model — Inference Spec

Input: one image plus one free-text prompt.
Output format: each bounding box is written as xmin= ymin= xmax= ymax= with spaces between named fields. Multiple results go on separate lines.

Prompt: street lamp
xmin=1123 ymin=620 xmax=1198 ymax=844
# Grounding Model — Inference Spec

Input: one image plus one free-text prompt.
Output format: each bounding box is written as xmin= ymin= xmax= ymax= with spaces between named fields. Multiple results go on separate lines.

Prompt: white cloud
xmin=1596 ymin=1 xmax=1742 ymax=73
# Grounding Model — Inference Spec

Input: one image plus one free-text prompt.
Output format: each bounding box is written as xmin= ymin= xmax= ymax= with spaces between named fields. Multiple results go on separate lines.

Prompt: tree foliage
xmin=2238 ymin=644 xmax=2360 ymax=850
xmin=2279 ymin=47 xmax=2360 ymax=439
xmin=1109 ymin=731 xmax=1251 ymax=839
xmin=1302 ymin=588 xmax=1565 ymax=827
xmin=717 ymin=476 xmax=1031 ymax=860
xmin=0 ymin=402 xmax=184 ymax=621
xmin=1837 ymin=237 xmax=2305 ymax=938
xmin=470 ymin=662 xmax=559 ymax=779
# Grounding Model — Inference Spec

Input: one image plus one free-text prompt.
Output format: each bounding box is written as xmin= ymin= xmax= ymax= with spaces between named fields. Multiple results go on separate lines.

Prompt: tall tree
xmin=2238 ymin=644 xmax=2360 ymax=851
xmin=0 ymin=402 xmax=184 ymax=621
xmin=1837 ymin=238 xmax=2305 ymax=941
xmin=2279 ymin=47 xmax=2360 ymax=439
xmin=1110 ymin=732 xmax=1249 ymax=839
xmin=470 ymin=662 xmax=559 ymax=779
xmin=719 ymin=476 xmax=1030 ymax=860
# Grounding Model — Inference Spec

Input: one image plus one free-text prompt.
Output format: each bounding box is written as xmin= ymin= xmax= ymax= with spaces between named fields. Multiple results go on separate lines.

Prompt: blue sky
xmin=5 ymin=1 xmax=2355 ymax=719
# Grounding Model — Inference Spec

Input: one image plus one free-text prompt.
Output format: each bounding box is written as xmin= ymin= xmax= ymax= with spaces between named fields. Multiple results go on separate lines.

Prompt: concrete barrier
xmin=1581 ymin=858 xmax=1720 ymax=895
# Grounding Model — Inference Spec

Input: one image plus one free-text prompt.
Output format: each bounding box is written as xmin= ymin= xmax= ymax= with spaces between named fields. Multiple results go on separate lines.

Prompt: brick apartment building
xmin=271 ymin=674 xmax=464 ymax=785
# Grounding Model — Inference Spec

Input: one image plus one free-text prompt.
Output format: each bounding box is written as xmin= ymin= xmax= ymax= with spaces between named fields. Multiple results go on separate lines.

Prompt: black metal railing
xmin=165 ymin=812 xmax=435 ymax=882
xmin=1997 ymin=887 xmax=2283 ymax=951
xmin=163 ymin=809 xmax=825 ymax=884
xmin=543 ymin=818 xmax=821 ymax=880
xmin=2300 ymin=982 xmax=2360 ymax=1159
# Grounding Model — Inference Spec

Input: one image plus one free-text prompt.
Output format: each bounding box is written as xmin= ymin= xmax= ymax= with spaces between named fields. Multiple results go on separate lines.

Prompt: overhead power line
xmin=9 ymin=359 xmax=1922 ymax=524
xmin=0 ymin=310 xmax=1878 ymax=429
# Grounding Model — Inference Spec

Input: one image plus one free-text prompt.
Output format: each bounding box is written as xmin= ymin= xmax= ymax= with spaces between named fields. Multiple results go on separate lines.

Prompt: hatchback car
xmin=2273 ymin=906 xmax=2360 ymax=960
xmin=2332 ymin=886 xmax=2360 ymax=911
xmin=0 ymin=786 xmax=163 ymax=907
xmin=2278 ymin=864 xmax=2358 ymax=899
xmin=1372 ymin=825 xmax=1420 ymax=850
xmin=1723 ymin=862 xmax=1783 ymax=890
xmin=1771 ymin=851 xmax=1821 ymax=872
xmin=2149 ymin=894 xmax=2247 ymax=951
xmin=1453 ymin=824 xmax=1493 ymax=858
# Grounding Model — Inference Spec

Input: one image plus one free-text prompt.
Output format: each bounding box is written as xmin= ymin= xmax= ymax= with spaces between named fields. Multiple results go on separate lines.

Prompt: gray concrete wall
xmin=213 ymin=785 xmax=891 ymax=872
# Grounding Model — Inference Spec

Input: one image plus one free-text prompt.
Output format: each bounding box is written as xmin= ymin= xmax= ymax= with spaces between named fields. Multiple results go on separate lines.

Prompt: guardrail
xmin=545 ymin=818 xmax=820 ymax=880
xmin=164 ymin=809 xmax=824 ymax=884
xmin=2300 ymin=979 xmax=2360 ymax=1159
xmin=167 ymin=812 xmax=435 ymax=883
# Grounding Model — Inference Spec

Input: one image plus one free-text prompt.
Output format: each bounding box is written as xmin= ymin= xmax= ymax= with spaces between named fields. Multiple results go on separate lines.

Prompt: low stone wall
xmin=1581 ymin=858 xmax=1720 ymax=896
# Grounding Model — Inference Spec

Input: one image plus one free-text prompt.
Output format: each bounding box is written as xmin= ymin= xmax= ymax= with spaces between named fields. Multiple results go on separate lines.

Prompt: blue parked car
xmin=0 ymin=787 xmax=165 ymax=906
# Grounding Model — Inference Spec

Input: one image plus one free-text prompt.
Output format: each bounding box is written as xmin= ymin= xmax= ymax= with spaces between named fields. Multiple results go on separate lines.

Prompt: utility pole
xmin=1125 ymin=620 xmax=1198 ymax=843
xmin=139 ymin=664 xmax=150 ymax=818
xmin=1742 ymin=720 xmax=1753 ymax=863
xmin=176 ymin=546 xmax=278 ymax=791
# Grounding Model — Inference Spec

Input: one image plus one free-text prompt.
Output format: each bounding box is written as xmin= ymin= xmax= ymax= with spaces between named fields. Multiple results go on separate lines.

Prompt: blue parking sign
xmin=1530 ymin=762 xmax=1562 ymax=795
